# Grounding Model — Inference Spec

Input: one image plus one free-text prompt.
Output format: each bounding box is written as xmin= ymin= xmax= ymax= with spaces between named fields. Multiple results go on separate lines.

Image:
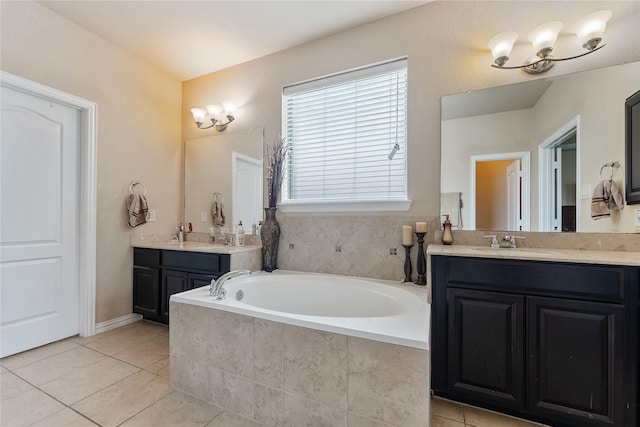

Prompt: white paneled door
xmin=0 ymin=85 xmax=81 ymax=357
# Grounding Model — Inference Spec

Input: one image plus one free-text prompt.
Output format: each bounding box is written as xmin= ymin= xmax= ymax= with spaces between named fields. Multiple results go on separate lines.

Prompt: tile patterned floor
xmin=1 ymin=320 xmax=545 ymax=427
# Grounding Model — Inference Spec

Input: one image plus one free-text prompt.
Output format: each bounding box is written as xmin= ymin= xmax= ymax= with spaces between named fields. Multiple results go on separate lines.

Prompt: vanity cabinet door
xmin=447 ymin=287 xmax=526 ymax=411
xmin=188 ymin=273 xmax=218 ymax=290
xmin=160 ymin=270 xmax=188 ymax=323
xmin=527 ymin=296 xmax=625 ymax=427
xmin=133 ymin=266 xmax=160 ymax=319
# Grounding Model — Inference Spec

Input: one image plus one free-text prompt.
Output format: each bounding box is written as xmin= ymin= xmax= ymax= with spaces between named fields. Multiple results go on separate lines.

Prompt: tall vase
xmin=261 ymin=207 xmax=280 ymax=272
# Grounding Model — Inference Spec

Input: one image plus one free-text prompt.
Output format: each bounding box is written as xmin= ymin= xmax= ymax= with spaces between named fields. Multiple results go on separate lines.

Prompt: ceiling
xmin=38 ymin=0 xmax=430 ymax=81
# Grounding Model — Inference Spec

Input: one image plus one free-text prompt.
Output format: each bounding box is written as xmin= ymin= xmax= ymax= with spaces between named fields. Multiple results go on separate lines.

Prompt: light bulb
xmin=206 ymin=105 xmax=222 ymax=118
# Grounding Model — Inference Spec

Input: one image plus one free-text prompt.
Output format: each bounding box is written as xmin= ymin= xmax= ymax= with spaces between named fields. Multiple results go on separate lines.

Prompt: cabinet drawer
xmin=162 ymin=250 xmax=225 ymax=273
xmin=441 ymin=256 xmax=625 ymax=302
xmin=134 ymin=248 xmax=160 ymax=267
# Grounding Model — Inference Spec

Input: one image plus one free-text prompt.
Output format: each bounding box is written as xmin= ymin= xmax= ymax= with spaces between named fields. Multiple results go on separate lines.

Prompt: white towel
xmin=211 ymin=201 xmax=225 ymax=226
xmin=591 ymin=180 xmax=624 ymax=220
xmin=126 ymin=194 xmax=149 ymax=228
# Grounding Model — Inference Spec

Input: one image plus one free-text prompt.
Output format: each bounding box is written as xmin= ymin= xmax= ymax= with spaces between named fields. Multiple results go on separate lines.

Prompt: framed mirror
xmin=441 ymin=61 xmax=640 ymax=233
xmin=184 ymin=127 xmax=264 ymax=233
xmin=626 ymin=90 xmax=640 ymax=204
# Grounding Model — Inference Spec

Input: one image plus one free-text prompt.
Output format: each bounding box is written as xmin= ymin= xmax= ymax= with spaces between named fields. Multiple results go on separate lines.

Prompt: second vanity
xmin=131 ymin=239 xmax=261 ymax=324
xmin=429 ymin=245 xmax=639 ymax=427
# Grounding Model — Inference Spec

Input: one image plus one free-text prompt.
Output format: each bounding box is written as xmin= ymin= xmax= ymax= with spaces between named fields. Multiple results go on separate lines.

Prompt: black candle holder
xmin=415 ymin=232 xmax=426 ymax=286
xmin=402 ymin=244 xmax=413 ymax=282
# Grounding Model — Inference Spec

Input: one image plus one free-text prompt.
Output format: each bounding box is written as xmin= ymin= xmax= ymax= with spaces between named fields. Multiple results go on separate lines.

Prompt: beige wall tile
xmin=348 ymin=412 xmax=393 ymax=427
xmin=254 ymin=319 xmax=283 ymax=388
xmin=283 ymin=325 xmax=347 ymax=407
xmin=206 ymin=411 xmax=261 ymax=427
xmin=208 ymin=310 xmax=254 ymax=377
xmin=71 ymin=371 xmax=171 ymax=427
xmin=431 ymin=397 xmax=464 ymax=423
xmin=283 ymin=393 xmax=347 ymax=427
xmin=208 ymin=367 xmax=255 ymax=419
xmin=39 ymin=357 xmax=140 ymax=405
xmin=120 ymin=391 xmax=222 ymax=427
xmin=254 ymin=383 xmax=284 ymax=427
xmin=0 ymin=388 xmax=65 ymax=426
xmin=170 ymin=355 xmax=210 ymax=401
xmin=347 ymin=337 xmax=429 ymax=426
xmin=170 ymin=302 xmax=209 ymax=363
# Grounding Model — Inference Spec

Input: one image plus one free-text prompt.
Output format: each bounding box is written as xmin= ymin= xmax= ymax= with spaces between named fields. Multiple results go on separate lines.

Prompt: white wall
xmin=1 ymin=1 xmax=182 ymax=323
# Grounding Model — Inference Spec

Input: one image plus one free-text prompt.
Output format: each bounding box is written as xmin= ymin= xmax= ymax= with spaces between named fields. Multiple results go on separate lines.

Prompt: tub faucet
xmin=210 ymin=270 xmax=251 ymax=300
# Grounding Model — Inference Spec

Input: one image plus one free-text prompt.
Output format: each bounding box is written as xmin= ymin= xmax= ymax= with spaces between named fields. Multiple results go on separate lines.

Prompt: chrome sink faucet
xmin=502 ymin=235 xmax=526 ymax=248
xmin=210 ymin=270 xmax=251 ymax=300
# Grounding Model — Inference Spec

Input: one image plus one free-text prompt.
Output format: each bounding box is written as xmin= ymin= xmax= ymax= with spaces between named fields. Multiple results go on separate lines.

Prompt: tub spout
xmin=210 ymin=270 xmax=251 ymax=300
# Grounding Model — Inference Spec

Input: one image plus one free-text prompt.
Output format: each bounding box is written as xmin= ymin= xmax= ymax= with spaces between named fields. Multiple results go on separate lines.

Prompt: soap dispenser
xmin=442 ymin=214 xmax=454 ymax=245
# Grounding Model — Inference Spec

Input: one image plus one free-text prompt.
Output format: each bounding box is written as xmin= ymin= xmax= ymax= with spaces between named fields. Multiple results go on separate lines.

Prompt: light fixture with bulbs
xmin=488 ymin=10 xmax=612 ymax=74
xmin=190 ymin=102 xmax=236 ymax=131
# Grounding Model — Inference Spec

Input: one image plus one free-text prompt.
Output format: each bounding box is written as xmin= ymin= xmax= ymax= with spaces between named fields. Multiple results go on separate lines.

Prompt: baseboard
xmin=94 ymin=313 xmax=143 ymax=334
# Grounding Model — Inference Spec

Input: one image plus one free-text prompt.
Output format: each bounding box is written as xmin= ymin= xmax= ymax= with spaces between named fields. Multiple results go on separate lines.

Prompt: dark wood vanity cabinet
xmin=133 ymin=248 xmax=230 ymax=324
xmin=432 ymin=255 xmax=639 ymax=427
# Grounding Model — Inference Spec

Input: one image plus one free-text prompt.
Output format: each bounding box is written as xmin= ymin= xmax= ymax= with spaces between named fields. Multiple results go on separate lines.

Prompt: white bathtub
xmin=170 ymin=270 xmax=430 ymax=350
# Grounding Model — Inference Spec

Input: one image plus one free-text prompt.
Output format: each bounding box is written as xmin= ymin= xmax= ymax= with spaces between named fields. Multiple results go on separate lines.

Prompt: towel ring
xmin=599 ymin=161 xmax=620 ymax=180
xmin=129 ymin=181 xmax=147 ymax=195
xmin=213 ymin=192 xmax=224 ymax=203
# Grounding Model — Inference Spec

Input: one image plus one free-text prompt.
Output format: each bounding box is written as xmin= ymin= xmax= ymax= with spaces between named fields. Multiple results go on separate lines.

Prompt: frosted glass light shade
xmin=529 ymin=21 xmax=563 ymax=57
xmin=206 ymin=104 xmax=222 ymax=118
xmin=222 ymin=101 xmax=235 ymax=117
xmin=488 ymin=31 xmax=518 ymax=66
xmin=572 ymin=10 xmax=611 ymax=50
xmin=191 ymin=108 xmax=207 ymax=124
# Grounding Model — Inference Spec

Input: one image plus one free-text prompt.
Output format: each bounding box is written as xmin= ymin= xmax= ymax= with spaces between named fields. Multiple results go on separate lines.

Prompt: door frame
xmin=538 ymin=116 xmax=579 ymax=233
xmin=1 ymin=71 xmax=97 ymax=337
xmin=469 ymin=151 xmax=531 ymax=231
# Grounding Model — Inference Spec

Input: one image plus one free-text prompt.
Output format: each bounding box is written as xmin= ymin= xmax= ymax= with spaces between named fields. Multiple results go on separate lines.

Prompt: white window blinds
xmin=282 ymin=58 xmax=408 ymax=206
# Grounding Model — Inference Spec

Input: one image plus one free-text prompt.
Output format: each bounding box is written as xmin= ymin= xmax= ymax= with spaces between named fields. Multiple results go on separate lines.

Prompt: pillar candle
xmin=416 ymin=222 xmax=428 ymax=233
xmin=402 ymin=225 xmax=413 ymax=245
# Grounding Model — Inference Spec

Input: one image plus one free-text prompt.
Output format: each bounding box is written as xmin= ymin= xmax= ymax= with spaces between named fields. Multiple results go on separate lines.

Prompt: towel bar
xmin=599 ymin=161 xmax=620 ymax=180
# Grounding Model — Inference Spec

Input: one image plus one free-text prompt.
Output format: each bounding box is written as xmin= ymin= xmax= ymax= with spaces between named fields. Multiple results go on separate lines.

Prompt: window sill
xmin=278 ymin=199 xmax=413 ymax=213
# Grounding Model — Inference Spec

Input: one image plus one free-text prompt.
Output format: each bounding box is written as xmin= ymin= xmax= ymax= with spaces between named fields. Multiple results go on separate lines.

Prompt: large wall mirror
xmin=185 ymin=127 xmax=264 ymax=234
xmin=441 ymin=61 xmax=639 ymax=234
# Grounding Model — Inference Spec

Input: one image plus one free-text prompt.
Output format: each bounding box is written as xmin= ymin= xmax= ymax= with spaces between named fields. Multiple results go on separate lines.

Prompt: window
xmin=282 ymin=58 xmax=409 ymax=212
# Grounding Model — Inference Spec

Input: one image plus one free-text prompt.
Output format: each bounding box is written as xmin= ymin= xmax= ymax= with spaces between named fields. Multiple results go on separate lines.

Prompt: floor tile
xmin=119 ymin=390 xmax=222 ymax=427
xmin=431 ymin=397 xmax=465 ymax=422
xmin=464 ymin=405 xmax=547 ymax=427
xmin=431 ymin=414 xmax=465 ymax=427
xmin=12 ymin=346 xmax=106 ymax=386
xmin=1 ymin=371 xmax=35 ymax=401
xmin=121 ymin=320 xmax=169 ymax=337
xmin=145 ymin=356 xmax=170 ymax=378
xmin=30 ymin=407 xmax=100 ymax=427
xmin=39 ymin=357 xmax=140 ymax=405
xmin=206 ymin=411 xmax=261 ymax=427
xmin=112 ymin=334 xmax=169 ymax=368
xmin=82 ymin=327 xmax=160 ymax=356
xmin=0 ymin=338 xmax=80 ymax=370
xmin=71 ymin=370 xmax=171 ymax=427
xmin=0 ymin=387 xmax=65 ymax=426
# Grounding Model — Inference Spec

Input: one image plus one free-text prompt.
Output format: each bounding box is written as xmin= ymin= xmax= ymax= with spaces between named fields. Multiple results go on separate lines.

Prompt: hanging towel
xmin=591 ymin=180 xmax=624 ymax=220
xmin=126 ymin=194 xmax=149 ymax=228
xmin=211 ymin=201 xmax=225 ymax=226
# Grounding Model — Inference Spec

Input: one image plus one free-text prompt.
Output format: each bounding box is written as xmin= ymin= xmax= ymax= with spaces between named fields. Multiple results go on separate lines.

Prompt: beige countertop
xmin=132 ymin=240 xmax=262 ymax=255
xmin=427 ymin=244 xmax=640 ymax=267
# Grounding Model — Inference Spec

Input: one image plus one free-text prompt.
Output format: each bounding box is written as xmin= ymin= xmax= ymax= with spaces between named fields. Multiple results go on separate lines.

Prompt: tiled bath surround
xmin=170 ymin=301 xmax=431 ymax=426
xmin=276 ymin=214 xmax=439 ymax=282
